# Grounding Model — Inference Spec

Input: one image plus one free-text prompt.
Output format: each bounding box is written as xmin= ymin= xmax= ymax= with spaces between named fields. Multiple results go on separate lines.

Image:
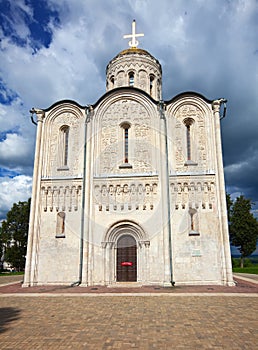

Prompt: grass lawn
xmin=0 ymin=272 xmax=24 ymax=276
xmin=233 ymin=266 xmax=258 ymax=274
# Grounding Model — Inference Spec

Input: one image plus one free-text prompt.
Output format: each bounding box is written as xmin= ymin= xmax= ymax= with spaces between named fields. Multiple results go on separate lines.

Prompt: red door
xmin=116 ymin=235 xmax=137 ymax=282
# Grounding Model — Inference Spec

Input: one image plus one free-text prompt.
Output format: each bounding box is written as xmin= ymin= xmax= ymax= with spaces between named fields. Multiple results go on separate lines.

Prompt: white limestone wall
xmin=87 ymin=182 xmax=166 ymax=285
xmin=26 ymin=102 xmax=86 ymax=285
xmin=86 ymin=91 xmax=169 ymax=285
xmin=36 ymin=209 xmax=81 ymax=285
xmin=165 ymin=96 xmax=233 ymax=285
xmin=171 ymin=209 xmax=222 ymax=284
xmin=34 ymin=177 xmax=83 ymax=285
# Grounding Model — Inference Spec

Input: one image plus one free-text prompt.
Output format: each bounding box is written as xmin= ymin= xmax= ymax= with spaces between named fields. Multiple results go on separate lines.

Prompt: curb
xmin=0 ymin=292 xmax=258 ymax=297
xmin=0 ymin=280 xmax=23 ymax=287
xmin=233 ymin=274 xmax=258 ymax=285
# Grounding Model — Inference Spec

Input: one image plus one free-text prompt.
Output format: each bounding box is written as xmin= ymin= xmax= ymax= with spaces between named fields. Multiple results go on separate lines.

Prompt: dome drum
xmin=106 ymin=48 xmax=162 ymax=100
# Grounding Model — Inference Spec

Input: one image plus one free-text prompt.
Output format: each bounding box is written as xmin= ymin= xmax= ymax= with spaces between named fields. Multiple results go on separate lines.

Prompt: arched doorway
xmin=102 ymin=221 xmax=150 ymax=285
xmin=116 ymin=235 xmax=137 ymax=282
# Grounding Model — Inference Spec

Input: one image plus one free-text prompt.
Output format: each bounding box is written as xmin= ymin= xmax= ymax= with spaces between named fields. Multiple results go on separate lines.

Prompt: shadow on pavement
xmin=0 ymin=307 xmax=21 ymax=333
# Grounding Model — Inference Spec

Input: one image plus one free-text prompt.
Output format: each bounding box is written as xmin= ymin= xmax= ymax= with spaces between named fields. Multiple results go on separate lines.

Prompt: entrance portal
xmin=116 ymin=235 xmax=137 ymax=282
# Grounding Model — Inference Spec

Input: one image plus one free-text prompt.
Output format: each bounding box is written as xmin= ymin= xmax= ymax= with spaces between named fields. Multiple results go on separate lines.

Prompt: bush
xmin=243 ymin=258 xmax=253 ymax=267
xmin=231 ymin=257 xmax=253 ymax=268
xmin=232 ymin=258 xmax=240 ymax=268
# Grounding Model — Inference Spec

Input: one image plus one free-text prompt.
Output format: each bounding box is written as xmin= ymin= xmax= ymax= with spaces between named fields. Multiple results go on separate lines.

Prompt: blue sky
xmin=0 ymin=0 xmax=258 ymax=241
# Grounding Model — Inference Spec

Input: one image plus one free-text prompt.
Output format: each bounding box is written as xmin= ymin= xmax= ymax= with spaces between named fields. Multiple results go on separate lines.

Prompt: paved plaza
xmin=0 ymin=275 xmax=257 ymax=349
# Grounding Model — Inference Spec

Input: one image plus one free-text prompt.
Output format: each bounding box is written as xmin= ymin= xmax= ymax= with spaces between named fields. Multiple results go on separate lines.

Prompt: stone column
xmin=212 ymin=100 xmax=234 ymax=286
xmin=111 ymin=243 xmax=115 ymax=284
xmin=101 ymin=243 xmax=106 ymax=285
xmin=23 ymin=109 xmax=45 ymax=287
xmin=144 ymin=241 xmax=150 ymax=283
xmin=137 ymin=242 xmax=142 ymax=283
xmin=101 ymin=241 xmax=113 ymax=285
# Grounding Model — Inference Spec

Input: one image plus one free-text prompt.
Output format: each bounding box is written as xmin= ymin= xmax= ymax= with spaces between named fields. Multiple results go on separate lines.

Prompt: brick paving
xmin=0 ymin=275 xmax=257 ymax=349
xmin=0 ymin=295 xmax=257 ymax=349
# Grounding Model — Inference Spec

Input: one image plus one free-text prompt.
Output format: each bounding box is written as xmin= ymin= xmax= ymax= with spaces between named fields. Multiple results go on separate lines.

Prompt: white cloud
xmin=0 ymin=133 xmax=33 ymax=169
xmin=0 ymin=175 xmax=32 ymax=220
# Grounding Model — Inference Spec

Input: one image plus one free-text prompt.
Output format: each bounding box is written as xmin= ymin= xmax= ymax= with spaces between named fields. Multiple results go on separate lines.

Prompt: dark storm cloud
xmin=0 ymin=0 xmax=257 ymax=219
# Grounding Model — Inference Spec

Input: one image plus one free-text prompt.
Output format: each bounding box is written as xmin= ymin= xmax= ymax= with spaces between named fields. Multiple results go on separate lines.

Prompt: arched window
xmin=183 ymin=118 xmax=194 ymax=161
xmin=110 ymin=75 xmax=115 ymax=88
xmin=183 ymin=118 xmax=197 ymax=166
xmin=157 ymin=79 xmax=161 ymax=99
xmin=123 ymin=123 xmax=130 ymax=163
xmin=149 ymin=75 xmax=154 ymax=96
xmin=129 ymin=72 xmax=134 ymax=86
xmin=188 ymin=208 xmax=200 ymax=236
xmin=56 ymin=211 xmax=65 ymax=237
xmin=119 ymin=122 xmax=132 ymax=167
xmin=59 ymin=125 xmax=69 ymax=168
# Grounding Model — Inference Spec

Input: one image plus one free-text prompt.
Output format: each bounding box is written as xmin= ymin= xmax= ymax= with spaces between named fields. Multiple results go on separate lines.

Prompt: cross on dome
xmin=123 ymin=20 xmax=144 ymax=48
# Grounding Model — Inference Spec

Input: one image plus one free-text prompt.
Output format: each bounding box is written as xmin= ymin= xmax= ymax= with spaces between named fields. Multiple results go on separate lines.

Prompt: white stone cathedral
xmin=24 ymin=21 xmax=234 ymax=287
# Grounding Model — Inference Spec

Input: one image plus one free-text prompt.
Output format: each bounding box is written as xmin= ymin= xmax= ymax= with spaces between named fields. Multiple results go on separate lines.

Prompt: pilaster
xmin=158 ymin=101 xmax=174 ymax=286
xmin=23 ymin=109 xmax=45 ymax=287
xmin=212 ymin=100 xmax=234 ymax=286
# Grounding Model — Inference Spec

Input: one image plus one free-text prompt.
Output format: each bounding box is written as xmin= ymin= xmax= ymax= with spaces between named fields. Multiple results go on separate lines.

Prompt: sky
xmin=0 ymin=0 xmax=258 ymax=231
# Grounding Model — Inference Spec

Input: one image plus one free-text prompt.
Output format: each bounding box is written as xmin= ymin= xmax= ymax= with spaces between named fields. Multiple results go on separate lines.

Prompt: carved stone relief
xmin=99 ymin=100 xmax=153 ymax=174
xmin=174 ymin=104 xmax=207 ymax=172
xmin=47 ymin=112 xmax=81 ymax=177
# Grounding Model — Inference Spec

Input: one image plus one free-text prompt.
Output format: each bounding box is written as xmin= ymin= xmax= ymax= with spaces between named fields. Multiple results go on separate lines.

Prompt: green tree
xmin=1 ymin=199 xmax=31 ymax=271
xmin=0 ymin=226 xmax=3 ymax=270
xmin=226 ymin=193 xmax=233 ymax=222
xmin=230 ymin=195 xmax=258 ymax=268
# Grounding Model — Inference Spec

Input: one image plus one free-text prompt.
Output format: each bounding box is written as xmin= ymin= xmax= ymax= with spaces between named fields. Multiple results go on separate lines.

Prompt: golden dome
xmin=115 ymin=47 xmax=157 ymax=61
xmin=107 ymin=47 xmax=161 ymax=71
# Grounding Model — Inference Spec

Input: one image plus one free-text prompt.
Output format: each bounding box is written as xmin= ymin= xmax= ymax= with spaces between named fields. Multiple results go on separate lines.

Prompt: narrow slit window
xmin=110 ymin=76 xmax=114 ymax=88
xmin=150 ymin=75 xmax=154 ymax=96
xmin=129 ymin=72 xmax=134 ymax=86
xmin=64 ymin=127 xmax=69 ymax=165
xmin=186 ymin=124 xmax=191 ymax=160
xmin=60 ymin=126 xmax=69 ymax=167
xmin=124 ymin=127 xmax=129 ymax=163
xmin=190 ymin=210 xmax=194 ymax=230
xmin=120 ymin=122 xmax=131 ymax=165
xmin=184 ymin=118 xmax=194 ymax=161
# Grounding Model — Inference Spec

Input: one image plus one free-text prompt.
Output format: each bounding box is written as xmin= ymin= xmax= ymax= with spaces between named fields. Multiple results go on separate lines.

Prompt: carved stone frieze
xmin=41 ymin=182 xmax=82 ymax=212
xmin=93 ymin=179 xmax=158 ymax=212
xmin=170 ymin=176 xmax=215 ymax=210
